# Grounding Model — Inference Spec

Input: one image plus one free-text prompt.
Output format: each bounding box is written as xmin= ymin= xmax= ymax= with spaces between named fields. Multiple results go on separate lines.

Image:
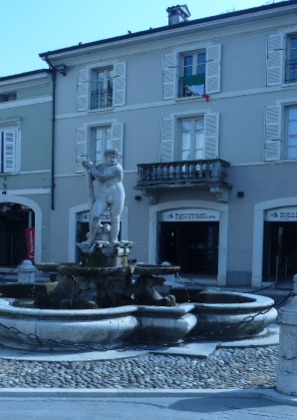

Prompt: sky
xmin=0 ymin=0 xmax=288 ymax=78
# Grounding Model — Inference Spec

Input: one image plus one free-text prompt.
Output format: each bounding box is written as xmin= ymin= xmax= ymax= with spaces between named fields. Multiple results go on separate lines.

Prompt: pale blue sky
xmin=0 ymin=0 xmax=286 ymax=78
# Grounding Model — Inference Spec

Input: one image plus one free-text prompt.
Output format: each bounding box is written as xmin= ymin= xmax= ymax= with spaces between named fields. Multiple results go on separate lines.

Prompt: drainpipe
xmin=44 ymin=56 xmax=56 ymax=210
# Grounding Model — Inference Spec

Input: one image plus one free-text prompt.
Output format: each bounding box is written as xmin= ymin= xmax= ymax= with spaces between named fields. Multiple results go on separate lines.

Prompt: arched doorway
xmin=0 ymin=202 xmax=35 ymax=267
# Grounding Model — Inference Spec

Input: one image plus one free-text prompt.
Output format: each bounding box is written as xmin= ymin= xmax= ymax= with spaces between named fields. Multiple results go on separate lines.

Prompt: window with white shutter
xmin=177 ymin=113 xmax=219 ymax=161
xmin=161 ymin=118 xmax=174 ymax=161
xmin=177 ymin=44 xmax=221 ymax=99
xmin=78 ymin=63 xmax=127 ymax=111
xmin=77 ymin=69 xmax=90 ymax=111
xmin=162 ymin=54 xmax=177 ymax=100
xmin=79 ymin=123 xmax=124 ymax=172
xmin=264 ymin=106 xmax=281 ymax=161
xmin=113 ymin=63 xmax=126 ymax=107
xmin=76 ymin=127 xmax=86 ymax=172
xmin=0 ymin=129 xmax=17 ymax=173
xmin=266 ymin=34 xmax=284 ymax=86
xmin=205 ymin=45 xmax=221 ymax=94
xmin=286 ymin=106 xmax=297 ymax=159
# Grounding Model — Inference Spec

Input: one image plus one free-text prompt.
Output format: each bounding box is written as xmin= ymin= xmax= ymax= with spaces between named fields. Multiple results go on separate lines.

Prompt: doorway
xmin=263 ymin=221 xmax=297 ymax=281
xmin=159 ymin=221 xmax=219 ymax=274
xmin=0 ymin=203 xmax=35 ymax=267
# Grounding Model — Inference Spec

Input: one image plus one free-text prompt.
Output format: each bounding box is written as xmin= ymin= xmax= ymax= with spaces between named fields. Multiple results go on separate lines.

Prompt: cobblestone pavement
xmin=0 ymin=345 xmax=279 ymax=389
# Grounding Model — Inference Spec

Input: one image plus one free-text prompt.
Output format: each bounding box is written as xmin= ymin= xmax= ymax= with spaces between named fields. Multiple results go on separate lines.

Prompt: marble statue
xmin=81 ymin=149 xmax=125 ymax=245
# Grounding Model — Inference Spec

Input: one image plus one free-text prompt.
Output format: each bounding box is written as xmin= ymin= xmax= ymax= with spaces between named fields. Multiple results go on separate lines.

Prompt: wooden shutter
xmin=205 ymin=114 xmax=219 ymax=159
xmin=3 ymin=130 xmax=16 ymax=173
xmin=264 ymin=106 xmax=281 ymax=161
xmin=162 ymin=53 xmax=177 ymax=100
xmin=160 ymin=118 xmax=174 ymax=162
xmin=76 ymin=128 xmax=86 ymax=172
xmin=77 ymin=69 xmax=89 ymax=111
xmin=206 ymin=45 xmax=221 ymax=94
xmin=111 ymin=123 xmax=124 ymax=165
xmin=113 ymin=63 xmax=126 ymax=107
xmin=266 ymin=34 xmax=284 ymax=86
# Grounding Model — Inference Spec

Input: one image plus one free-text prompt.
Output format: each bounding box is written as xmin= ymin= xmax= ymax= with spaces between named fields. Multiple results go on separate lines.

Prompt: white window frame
xmin=264 ymin=103 xmax=297 ymax=162
xmin=77 ymin=62 xmax=126 ymax=112
xmin=91 ymin=125 xmax=112 ymax=165
xmin=285 ymin=35 xmax=297 ymax=84
xmin=266 ymin=32 xmax=297 ymax=86
xmin=179 ymin=116 xmax=205 ymax=160
xmin=0 ymin=120 xmax=20 ymax=174
xmin=160 ymin=113 xmax=219 ymax=162
xmin=286 ymin=105 xmax=297 ymax=159
xmin=162 ymin=45 xmax=221 ymax=100
xmin=91 ymin=67 xmax=114 ymax=110
xmin=76 ymin=121 xmax=124 ymax=172
xmin=179 ymin=50 xmax=207 ymax=98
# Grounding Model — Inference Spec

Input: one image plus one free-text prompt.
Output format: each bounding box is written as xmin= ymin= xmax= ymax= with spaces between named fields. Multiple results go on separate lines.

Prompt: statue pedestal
xmin=77 ymin=241 xmax=133 ymax=268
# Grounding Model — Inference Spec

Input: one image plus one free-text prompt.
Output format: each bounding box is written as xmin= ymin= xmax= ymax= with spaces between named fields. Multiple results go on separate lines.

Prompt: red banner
xmin=26 ymin=228 xmax=35 ymax=262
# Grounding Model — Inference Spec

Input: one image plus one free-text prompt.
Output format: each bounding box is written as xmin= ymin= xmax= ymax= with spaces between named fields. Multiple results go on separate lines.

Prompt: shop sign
xmin=265 ymin=207 xmax=297 ymax=222
xmin=160 ymin=208 xmax=219 ymax=222
xmin=78 ymin=210 xmax=111 ymax=222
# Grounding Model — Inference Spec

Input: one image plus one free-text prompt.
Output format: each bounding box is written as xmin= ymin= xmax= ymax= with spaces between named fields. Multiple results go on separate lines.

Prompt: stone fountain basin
xmin=0 ymin=304 xmax=139 ymax=351
xmin=0 ymin=302 xmax=196 ymax=352
xmin=171 ymin=288 xmax=277 ymax=338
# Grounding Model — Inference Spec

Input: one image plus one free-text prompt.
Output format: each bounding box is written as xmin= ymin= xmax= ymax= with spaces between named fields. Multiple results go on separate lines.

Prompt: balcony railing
xmin=91 ymin=89 xmax=113 ymax=109
xmin=136 ymin=159 xmax=230 ymax=188
xmin=286 ymin=59 xmax=297 ymax=83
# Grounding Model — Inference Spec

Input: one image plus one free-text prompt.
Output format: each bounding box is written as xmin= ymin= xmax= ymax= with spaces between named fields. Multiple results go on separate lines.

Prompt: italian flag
xmin=181 ymin=74 xmax=209 ymax=102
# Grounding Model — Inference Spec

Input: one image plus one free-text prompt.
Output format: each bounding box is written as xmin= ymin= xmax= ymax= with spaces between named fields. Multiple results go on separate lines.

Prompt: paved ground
xmin=0 ymin=390 xmax=297 ymax=419
xmin=0 ymin=276 xmax=295 ymax=418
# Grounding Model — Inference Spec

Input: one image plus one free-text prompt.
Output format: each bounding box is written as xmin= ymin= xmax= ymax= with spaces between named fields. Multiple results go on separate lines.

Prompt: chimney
xmin=166 ymin=5 xmax=191 ymax=25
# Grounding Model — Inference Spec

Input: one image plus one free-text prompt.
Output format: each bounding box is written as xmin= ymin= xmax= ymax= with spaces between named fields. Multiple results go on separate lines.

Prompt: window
xmin=77 ymin=62 xmax=126 ymax=112
xmin=267 ymin=34 xmax=297 ymax=85
xmin=287 ymin=107 xmax=297 ymax=158
xmin=0 ymin=92 xmax=16 ymax=103
xmin=162 ymin=45 xmax=221 ymax=101
xmin=91 ymin=68 xmax=113 ymax=110
xmin=180 ymin=52 xmax=206 ymax=97
xmin=76 ymin=123 xmax=124 ymax=172
xmin=93 ymin=126 xmax=112 ymax=165
xmin=160 ymin=114 xmax=219 ymax=162
xmin=264 ymin=105 xmax=297 ymax=161
xmin=180 ymin=118 xmax=205 ymax=159
xmin=286 ymin=37 xmax=297 ymax=83
xmin=0 ymin=129 xmax=17 ymax=173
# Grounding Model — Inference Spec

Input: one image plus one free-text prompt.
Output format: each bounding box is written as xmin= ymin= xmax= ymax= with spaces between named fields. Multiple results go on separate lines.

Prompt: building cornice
xmin=0 ymin=71 xmax=52 ymax=92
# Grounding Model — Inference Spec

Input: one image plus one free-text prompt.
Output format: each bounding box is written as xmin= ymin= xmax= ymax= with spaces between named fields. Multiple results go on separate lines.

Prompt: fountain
xmin=0 ymin=149 xmax=277 ymax=351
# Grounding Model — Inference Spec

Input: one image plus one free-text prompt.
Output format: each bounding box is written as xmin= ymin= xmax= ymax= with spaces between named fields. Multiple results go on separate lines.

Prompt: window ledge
xmin=175 ymin=95 xmax=204 ymax=103
xmin=282 ymin=82 xmax=297 ymax=88
xmin=88 ymin=106 xmax=114 ymax=114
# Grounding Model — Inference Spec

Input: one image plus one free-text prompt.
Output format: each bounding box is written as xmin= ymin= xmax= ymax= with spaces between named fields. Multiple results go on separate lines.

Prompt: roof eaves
xmin=0 ymin=69 xmax=52 ymax=83
xmin=39 ymin=0 xmax=297 ymax=58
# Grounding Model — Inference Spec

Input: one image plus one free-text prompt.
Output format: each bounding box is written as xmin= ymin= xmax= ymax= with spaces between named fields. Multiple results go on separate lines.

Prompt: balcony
xmin=136 ymin=159 xmax=231 ymax=202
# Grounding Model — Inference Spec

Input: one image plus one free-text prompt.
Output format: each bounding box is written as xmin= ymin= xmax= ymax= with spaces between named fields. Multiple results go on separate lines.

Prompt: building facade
xmin=0 ymin=70 xmax=53 ymax=267
xmin=38 ymin=0 xmax=297 ymax=288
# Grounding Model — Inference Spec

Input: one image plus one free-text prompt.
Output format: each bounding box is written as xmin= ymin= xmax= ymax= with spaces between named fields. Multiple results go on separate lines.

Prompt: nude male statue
xmin=81 ymin=149 xmax=125 ymax=245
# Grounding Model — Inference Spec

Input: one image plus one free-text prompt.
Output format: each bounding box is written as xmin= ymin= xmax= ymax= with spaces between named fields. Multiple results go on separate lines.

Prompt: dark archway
xmin=0 ymin=203 xmax=35 ymax=267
